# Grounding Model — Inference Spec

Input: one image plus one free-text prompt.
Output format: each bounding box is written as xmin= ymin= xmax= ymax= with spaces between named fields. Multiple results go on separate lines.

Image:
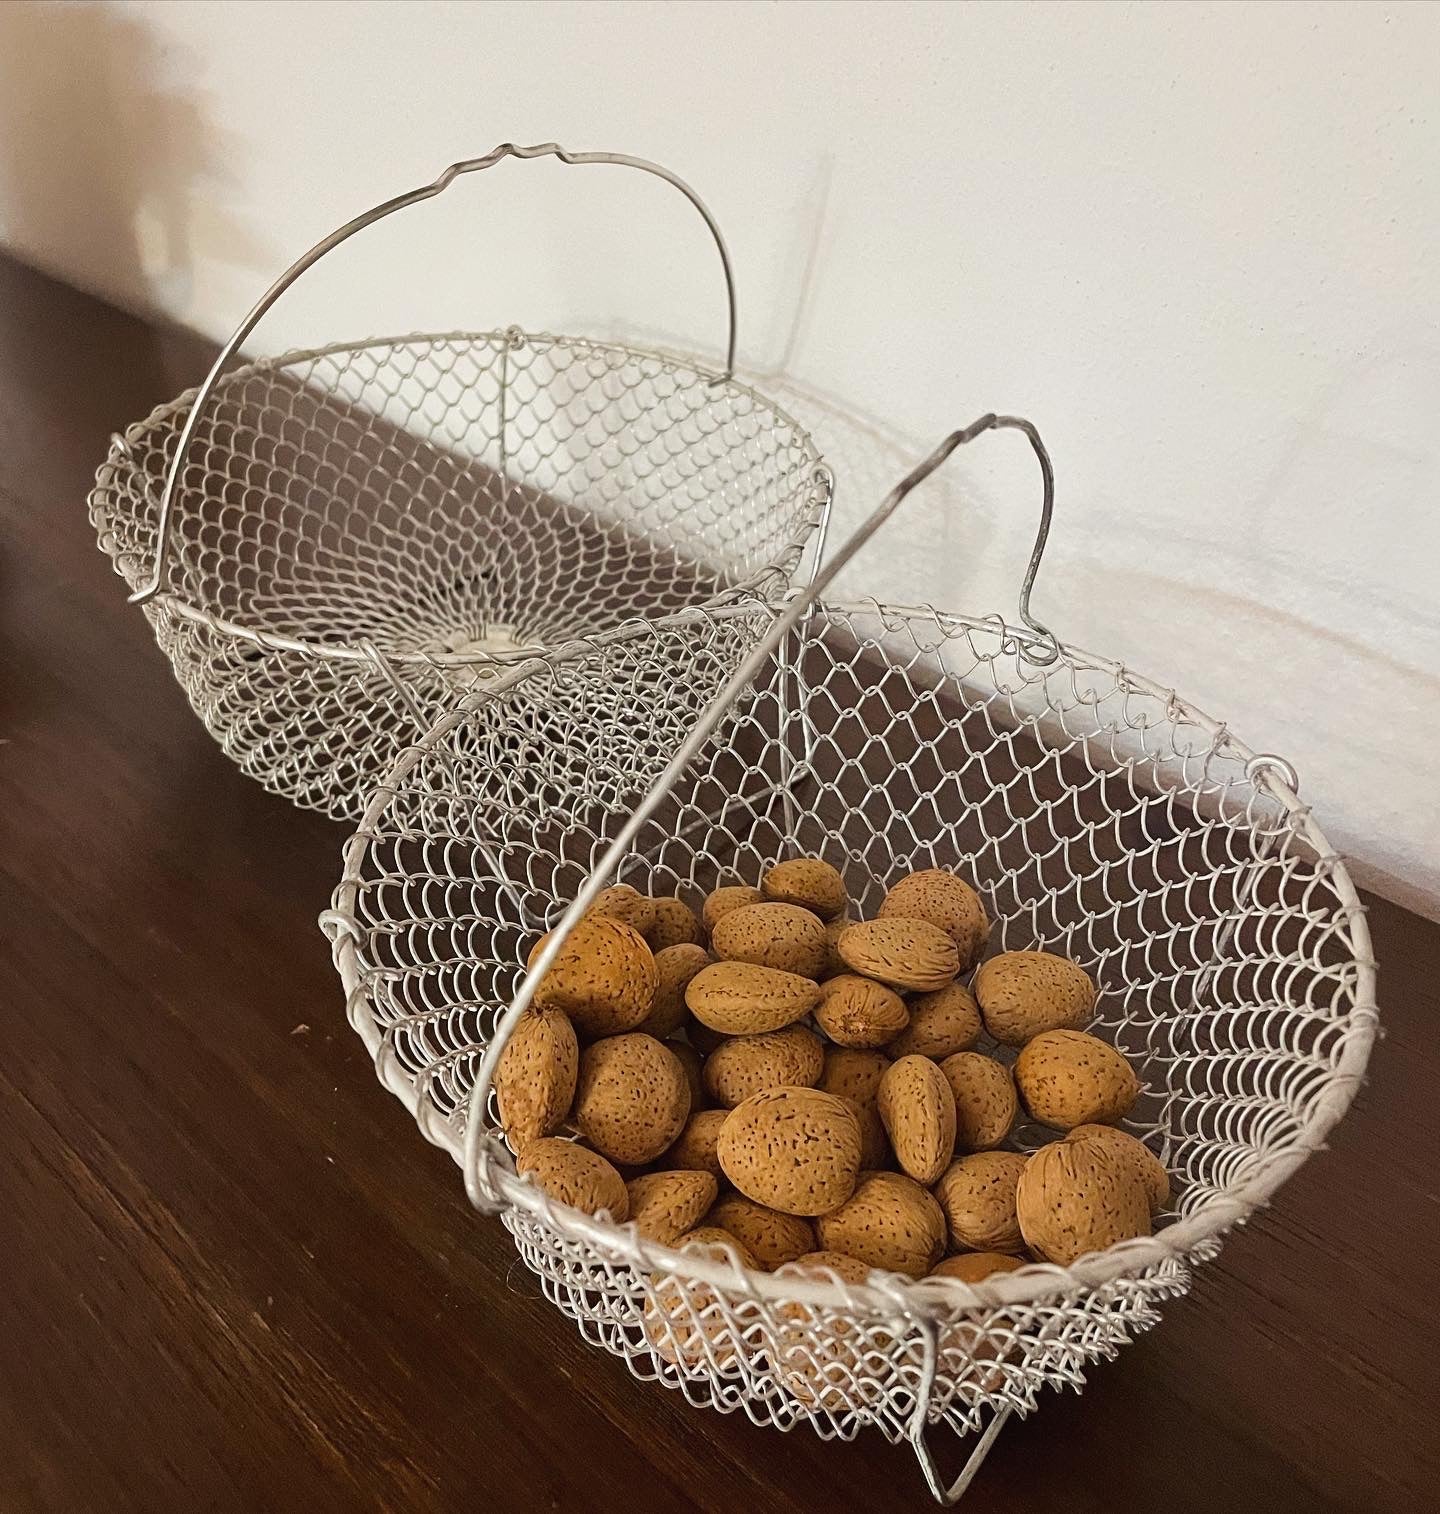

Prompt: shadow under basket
xmin=323 ymin=594 xmax=1377 ymax=1503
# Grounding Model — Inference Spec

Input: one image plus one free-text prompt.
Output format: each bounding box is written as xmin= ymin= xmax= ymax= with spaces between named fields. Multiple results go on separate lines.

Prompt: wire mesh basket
xmin=322 ymin=415 xmax=1377 ymax=1502
xmin=89 ymin=143 xmax=830 ymax=819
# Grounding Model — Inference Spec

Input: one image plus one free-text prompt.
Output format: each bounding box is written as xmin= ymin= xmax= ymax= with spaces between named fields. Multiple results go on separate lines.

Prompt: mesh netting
xmin=324 ymin=599 xmax=1377 ymax=1449
xmin=89 ymin=330 xmax=826 ymax=818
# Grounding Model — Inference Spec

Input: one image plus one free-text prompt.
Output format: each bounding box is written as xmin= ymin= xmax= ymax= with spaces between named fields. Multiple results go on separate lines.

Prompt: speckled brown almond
xmin=1014 ymin=1029 xmax=1139 ymax=1130
xmin=701 ymin=1025 xmax=824 ymax=1109
xmin=643 ymin=1228 xmax=754 ymax=1367
xmin=1016 ymin=1134 xmax=1152 ymax=1264
xmin=836 ymin=918 xmax=960 ymax=992
xmin=493 ymin=1005 xmax=579 ymax=1145
xmin=772 ymin=1251 xmax=882 ymax=1410
xmin=516 ymin=1137 xmax=629 ymax=1220
xmin=886 ymin=983 xmax=982 ymax=1060
xmin=701 ymin=884 xmax=763 ymax=935
xmin=877 ymin=869 xmax=990 ymax=969
xmin=939 ymin=1053 xmax=1019 ymax=1152
xmin=685 ymin=961 xmax=821 ymax=1035
xmin=1066 ymin=1124 xmax=1169 ymax=1211
xmin=585 ymin=883 xmax=658 ymax=939
xmin=818 ymin=1047 xmax=891 ymax=1107
xmin=933 ymin=1151 xmax=1028 ymax=1254
xmin=572 ymin=1034 xmax=691 ymax=1165
xmin=640 ymin=943 xmax=711 ymax=1039
xmin=645 ymin=897 xmax=706 ymax=951
xmin=667 ymin=1038 xmax=705 ymax=1112
xmin=526 ymin=917 xmax=657 ymax=1039
xmin=675 ymin=1226 xmax=759 ymax=1266
xmin=781 ymin=1250 xmax=873 ymax=1285
xmin=707 ymin=1194 xmax=815 ymax=1270
xmin=711 ymin=902 xmax=830 ymax=979
xmin=974 ymin=951 xmax=1096 ymax=1046
xmin=820 ymin=914 xmax=851 ymax=979
xmin=761 ymin=858 xmax=849 ymax=921
xmin=877 ymin=1055 xmax=957 ymax=1185
xmin=662 ymin=1108 xmax=729 ymax=1179
xmin=813 ymin=974 xmax=910 ymax=1049
xmin=815 ymin=1172 xmax=947 ymax=1279
xmin=626 ymin=1170 xmax=717 ymax=1244
xmin=929 ymin=1252 xmax=1027 ymax=1282
xmin=717 ymin=1087 xmax=862 ymax=1216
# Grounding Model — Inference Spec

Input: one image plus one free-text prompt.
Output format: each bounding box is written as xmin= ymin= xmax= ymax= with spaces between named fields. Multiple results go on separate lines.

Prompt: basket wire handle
xmin=463 ymin=412 xmax=1059 ymax=1209
xmin=130 ymin=141 xmax=739 ymax=607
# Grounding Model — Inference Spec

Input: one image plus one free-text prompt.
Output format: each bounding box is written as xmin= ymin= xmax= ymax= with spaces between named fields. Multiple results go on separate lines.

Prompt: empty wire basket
xmin=323 ymin=415 xmax=1377 ymax=1502
xmin=90 ymin=142 xmax=831 ymax=819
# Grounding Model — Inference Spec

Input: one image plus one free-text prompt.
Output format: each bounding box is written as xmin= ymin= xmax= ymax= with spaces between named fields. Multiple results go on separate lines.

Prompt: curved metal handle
xmin=463 ymin=413 xmax=1060 ymax=1208
xmin=130 ymin=142 xmax=739 ymax=606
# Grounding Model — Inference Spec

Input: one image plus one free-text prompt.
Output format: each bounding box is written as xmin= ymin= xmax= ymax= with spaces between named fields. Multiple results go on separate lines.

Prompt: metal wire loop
xmin=130 ymin=141 xmax=740 ymax=606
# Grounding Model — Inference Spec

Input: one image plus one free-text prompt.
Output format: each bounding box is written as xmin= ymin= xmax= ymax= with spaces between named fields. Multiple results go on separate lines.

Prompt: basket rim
xmin=92 ymin=328 xmax=830 ymax=663
xmin=323 ymin=598 xmax=1379 ymax=1316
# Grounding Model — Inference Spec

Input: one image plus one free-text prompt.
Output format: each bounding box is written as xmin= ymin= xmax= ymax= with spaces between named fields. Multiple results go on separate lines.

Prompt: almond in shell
xmin=667 ymin=1038 xmax=705 ymax=1111
xmin=761 ymin=858 xmax=849 ymax=921
xmin=877 ymin=868 xmax=989 ymax=969
xmin=1015 ymin=1133 xmax=1151 ymax=1264
xmin=717 ymin=1087 xmax=862 ymax=1216
xmin=585 ymin=883 xmax=657 ymax=938
xmin=818 ymin=1047 xmax=891 ymax=1107
xmin=686 ymin=961 xmax=821 ymax=1036
xmin=493 ymin=1005 xmax=579 ymax=1145
xmin=974 ymin=950 xmax=1096 ymax=1046
xmin=820 ymin=914 xmax=850 ymax=979
xmin=773 ymin=1251 xmax=883 ymax=1411
xmin=643 ymin=1228 xmax=756 ymax=1367
xmin=711 ymin=902 xmax=829 ymax=979
xmin=701 ymin=884 xmax=763 ymax=934
xmin=815 ymin=1171 xmax=946 ymax=1278
xmin=885 ymin=982 xmax=982 ymax=1061
xmin=702 ymin=1024 xmax=824 ymax=1109
xmin=877 ymin=1055 xmax=956 ymax=1185
xmin=516 ymin=1138 xmax=629 ymax=1220
xmin=933 ymin=1151 xmax=1028 ymax=1254
xmin=836 ymin=918 xmax=959 ymax=992
xmin=572 ymin=1033 xmax=690 ymax=1165
xmin=939 ymin=1052 xmax=1019 ymax=1152
xmin=1013 ymin=1029 xmax=1139 ymax=1130
xmin=640 ymin=943 xmax=711 ymax=1039
xmin=663 ymin=1108 xmax=729 ymax=1179
xmin=527 ymin=917 xmax=656 ymax=1039
xmin=929 ymin=1252 xmax=1027 ymax=1282
xmin=626 ymin=1170 xmax=718 ymax=1244
xmin=707 ymin=1194 xmax=816 ymax=1270
xmin=813 ymin=974 xmax=909 ymax=1049
xmin=1065 ymin=1124 xmax=1169 ymax=1211
xmin=646 ymin=897 xmax=706 ymax=950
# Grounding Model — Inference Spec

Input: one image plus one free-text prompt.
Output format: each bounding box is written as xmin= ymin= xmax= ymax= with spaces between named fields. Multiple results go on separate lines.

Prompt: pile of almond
xmin=500 ymin=860 xmax=1166 ymax=1299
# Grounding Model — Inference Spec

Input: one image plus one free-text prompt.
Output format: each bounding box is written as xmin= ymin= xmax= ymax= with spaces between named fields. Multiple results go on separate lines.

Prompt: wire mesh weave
xmin=89 ymin=330 xmax=827 ymax=818
xmin=324 ymin=596 xmax=1377 ymax=1469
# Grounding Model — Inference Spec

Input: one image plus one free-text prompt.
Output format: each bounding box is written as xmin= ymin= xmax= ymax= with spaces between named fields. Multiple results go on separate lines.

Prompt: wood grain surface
xmin=0 ymin=253 xmax=1434 ymax=1513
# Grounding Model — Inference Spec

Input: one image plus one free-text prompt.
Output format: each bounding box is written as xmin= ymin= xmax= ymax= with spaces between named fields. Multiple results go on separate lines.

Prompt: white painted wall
xmin=3 ymin=0 xmax=1437 ymax=915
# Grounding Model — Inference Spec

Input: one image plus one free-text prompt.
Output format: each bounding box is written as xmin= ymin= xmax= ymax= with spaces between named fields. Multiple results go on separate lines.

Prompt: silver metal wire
xmin=324 ymin=418 xmax=1378 ymax=1502
xmin=89 ymin=330 xmax=828 ymax=819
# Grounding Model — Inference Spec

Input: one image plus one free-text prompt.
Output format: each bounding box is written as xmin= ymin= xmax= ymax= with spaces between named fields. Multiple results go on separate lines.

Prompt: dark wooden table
xmin=1 ymin=251 xmax=1434 ymax=1514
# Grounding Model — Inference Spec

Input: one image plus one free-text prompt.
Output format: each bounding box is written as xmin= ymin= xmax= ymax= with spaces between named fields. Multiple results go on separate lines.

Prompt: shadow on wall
xmin=0 ymin=0 xmax=269 ymax=320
